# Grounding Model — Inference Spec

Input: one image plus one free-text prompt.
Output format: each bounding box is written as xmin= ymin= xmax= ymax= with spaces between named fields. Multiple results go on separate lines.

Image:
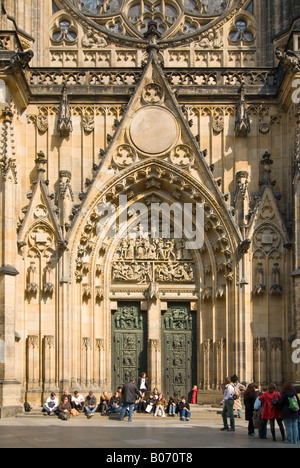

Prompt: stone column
xmin=202 ymin=339 xmax=213 ymax=390
xmin=0 ymin=107 xmax=22 ymax=417
xmin=95 ymin=338 xmax=105 ymax=386
xmin=26 ymin=336 xmax=39 ymax=391
xmin=82 ymin=337 xmax=92 ymax=387
xmin=253 ymin=337 xmax=267 ymax=387
xmin=146 ymin=290 xmax=162 ymax=391
xmin=42 ymin=336 xmax=55 ymax=391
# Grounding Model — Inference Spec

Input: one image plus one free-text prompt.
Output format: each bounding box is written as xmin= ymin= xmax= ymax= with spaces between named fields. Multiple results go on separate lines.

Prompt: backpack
xmin=288 ymin=396 xmax=299 ymax=412
xmin=24 ymin=402 xmax=31 ymax=413
xmin=233 ymin=385 xmax=240 ymax=400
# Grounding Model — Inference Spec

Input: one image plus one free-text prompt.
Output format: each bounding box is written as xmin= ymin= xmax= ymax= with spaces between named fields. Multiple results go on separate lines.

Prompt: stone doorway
xmin=111 ymin=302 xmax=148 ymax=391
xmin=162 ymin=303 xmax=197 ymax=400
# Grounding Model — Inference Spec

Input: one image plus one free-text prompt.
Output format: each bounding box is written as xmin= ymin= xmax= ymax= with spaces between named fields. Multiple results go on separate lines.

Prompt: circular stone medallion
xmin=130 ymin=107 xmax=178 ymax=155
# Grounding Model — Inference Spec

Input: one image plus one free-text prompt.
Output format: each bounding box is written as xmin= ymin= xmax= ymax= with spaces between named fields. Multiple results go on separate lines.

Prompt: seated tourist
xmin=58 ymin=396 xmax=72 ymax=420
xmin=154 ymin=393 xmax=167 ymax=417
xmin=99 ymin=391 xmax=110 ymax=415
xmin=85 ymin=391 xmax=97 ymax=419
xmin=43 ymin=392 xmax=58 ymax=416
xmin=145 ymin=393 xmax=156 ymax=413
xmin=71 ymin=391 xmax=84 ymax=412
xmin=178 ymin=396 xmax=191 ymax=421
xmin=136 ymin=392 xmax=147 ymax=413
xmin=167 ymin=396 xmax=177 ymax=417
xmin=61 ymin=389 xmax=72 ymax=405
xmin=107 ymin=391 xmax=122 ymax=414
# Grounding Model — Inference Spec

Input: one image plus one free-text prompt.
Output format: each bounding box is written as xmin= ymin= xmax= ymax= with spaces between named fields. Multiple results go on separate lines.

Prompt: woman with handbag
xmin=259 ymin=383 xmax=285 ymax=441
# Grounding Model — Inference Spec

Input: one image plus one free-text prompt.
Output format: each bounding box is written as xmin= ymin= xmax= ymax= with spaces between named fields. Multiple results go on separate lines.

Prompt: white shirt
xmin=222 ymin=384 xmax=235 ymax=403
xmin=45 ymin=397 xmax=58 ymax=409
xmin=140 ymin=378 xmax=147 ymax=390
xmin=72 ymin=394 xmax=84 ymax=404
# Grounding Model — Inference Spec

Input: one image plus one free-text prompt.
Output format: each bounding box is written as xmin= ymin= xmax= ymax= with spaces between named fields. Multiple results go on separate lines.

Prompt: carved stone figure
xmin=57 ymin=85 xmax=73 ymax=137
xmin=235 ymin=85 xmax=251 ymax=137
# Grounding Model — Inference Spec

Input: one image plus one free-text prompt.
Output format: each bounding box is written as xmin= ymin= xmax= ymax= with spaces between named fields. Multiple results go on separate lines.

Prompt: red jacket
xmin=259 ymin=391 xmax=282 ymax=419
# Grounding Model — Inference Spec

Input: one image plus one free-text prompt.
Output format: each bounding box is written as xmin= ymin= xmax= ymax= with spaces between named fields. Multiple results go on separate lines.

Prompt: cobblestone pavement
xmin=0 ymin=408 xmax=298 ymax=449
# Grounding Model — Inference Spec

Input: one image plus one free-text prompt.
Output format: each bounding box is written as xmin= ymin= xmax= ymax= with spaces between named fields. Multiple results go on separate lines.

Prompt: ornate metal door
xmin=162 ymin=303 xmax=197 ymax=400
xmin=112 ymin=302 xmax=147 ymax=390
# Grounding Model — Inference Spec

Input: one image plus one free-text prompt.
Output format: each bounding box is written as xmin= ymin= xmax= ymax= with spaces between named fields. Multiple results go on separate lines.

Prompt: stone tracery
xmin=62 ymin=0 xmax=245 ymax=43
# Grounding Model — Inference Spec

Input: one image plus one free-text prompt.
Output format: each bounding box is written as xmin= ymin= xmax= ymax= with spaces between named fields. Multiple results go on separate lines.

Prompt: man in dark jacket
xmin=119 ymin=378 xmax=141 ymax=422
xmin=278 ymin=383 xmax=300 ymax=444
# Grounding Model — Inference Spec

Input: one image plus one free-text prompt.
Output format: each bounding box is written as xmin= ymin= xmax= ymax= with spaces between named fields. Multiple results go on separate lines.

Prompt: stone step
xmin=18 ymin=404 xmax=219 ymax=419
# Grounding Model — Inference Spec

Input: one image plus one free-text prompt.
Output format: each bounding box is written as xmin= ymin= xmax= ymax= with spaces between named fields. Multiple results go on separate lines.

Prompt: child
xmin=154 ymin=393 xmax=167 ymax=417
xmin=178 ymin=396 xmax=191 ymax=421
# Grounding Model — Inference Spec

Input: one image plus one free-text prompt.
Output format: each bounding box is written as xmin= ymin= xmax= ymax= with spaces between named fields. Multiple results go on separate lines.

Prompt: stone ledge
xmin=0 ymin=405 xmax=23 ymax=419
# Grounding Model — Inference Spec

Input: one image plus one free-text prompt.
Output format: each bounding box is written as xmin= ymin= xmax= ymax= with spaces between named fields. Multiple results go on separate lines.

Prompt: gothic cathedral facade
xmin=0 ymin=0 xmax=300 ymax=417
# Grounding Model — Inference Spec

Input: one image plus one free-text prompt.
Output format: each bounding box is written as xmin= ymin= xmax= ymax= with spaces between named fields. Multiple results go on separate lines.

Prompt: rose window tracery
xmin=61 ymin=0 xmax=246 ymax=44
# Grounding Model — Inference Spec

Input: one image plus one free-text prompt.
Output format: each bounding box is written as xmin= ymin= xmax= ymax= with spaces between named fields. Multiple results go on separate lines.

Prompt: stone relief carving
xmin=163 ymin=307 xmax=193 ymax=330
xmin=114 ymin=305 xmax=143 ymax=330
xmin=112 ymin=236 xmax=195 ymax=284
xmin=253 ymin=262 xmax=266 ymax=296
xmin=112 ymin=144 xmax=137 ymax=169
xmin=142 ymin=83 xmax=165 ymax=105
xmin=57 ymin=85 xmax=73 ymax=137
xmin=170 ymin=145 xmax=194 ymax=168
xmin=253 ymin=226 xmax=280 ymax=253
xmin=235 ymin=85 xmax=251 ymax=137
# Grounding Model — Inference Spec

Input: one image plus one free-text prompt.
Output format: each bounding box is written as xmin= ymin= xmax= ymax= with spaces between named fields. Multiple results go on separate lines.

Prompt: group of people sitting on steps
xmin=42 ymin=373 xmax=191 ymax=421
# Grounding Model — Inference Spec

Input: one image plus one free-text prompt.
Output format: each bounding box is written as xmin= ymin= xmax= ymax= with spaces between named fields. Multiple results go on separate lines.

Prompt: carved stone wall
xmin=0 ymin=0 xmax=299 ymax=414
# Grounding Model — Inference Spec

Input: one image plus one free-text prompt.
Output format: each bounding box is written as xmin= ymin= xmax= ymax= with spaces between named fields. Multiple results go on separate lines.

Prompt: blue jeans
xmin=169 ymin=404 xmax=176 ymax=415
xmin=222 ymin=400 xmax=235 ymax=429
xmin=284 ymin=418 xmax=299 ymax=444
xmin=120 ymin=402 xmax=135 ymax=421
xmin=85 ymin=406 xmax=97 ymax=415
xmin=179 ymin=409 xmax=191 ymax=420
xmin=108 ymin=406 xmax=122 ymax=414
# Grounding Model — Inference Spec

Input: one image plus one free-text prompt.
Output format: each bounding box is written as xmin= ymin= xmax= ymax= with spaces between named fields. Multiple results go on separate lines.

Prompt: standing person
xmin=138 ymin=372 xmax=149 ymax=394
xmin=278 ymin=383 xmax=300 ymax=445
xmin=259 ymin=383 xmax=285 ymax=441
xmin=231 ymin=374 xmax=246 ymax=419
xmin=220 ymin=377 xmax=235 ymax=432
xmin=85 ymin=391 xmax=97 ymax=419
xmin=119 ymin=378 xmax=141 ymax=422
xmin=244 ymin=383 xmax=260 ymax=436
xmin=191 ymin=386 xmax=198 ymax=404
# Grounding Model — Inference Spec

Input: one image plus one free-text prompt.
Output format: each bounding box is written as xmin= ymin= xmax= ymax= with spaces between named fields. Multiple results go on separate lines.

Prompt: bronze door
xmin=112 ymin=302 xmax=147 ymax=390
xmin=162 ymin=303 xmax=197 ymax=400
